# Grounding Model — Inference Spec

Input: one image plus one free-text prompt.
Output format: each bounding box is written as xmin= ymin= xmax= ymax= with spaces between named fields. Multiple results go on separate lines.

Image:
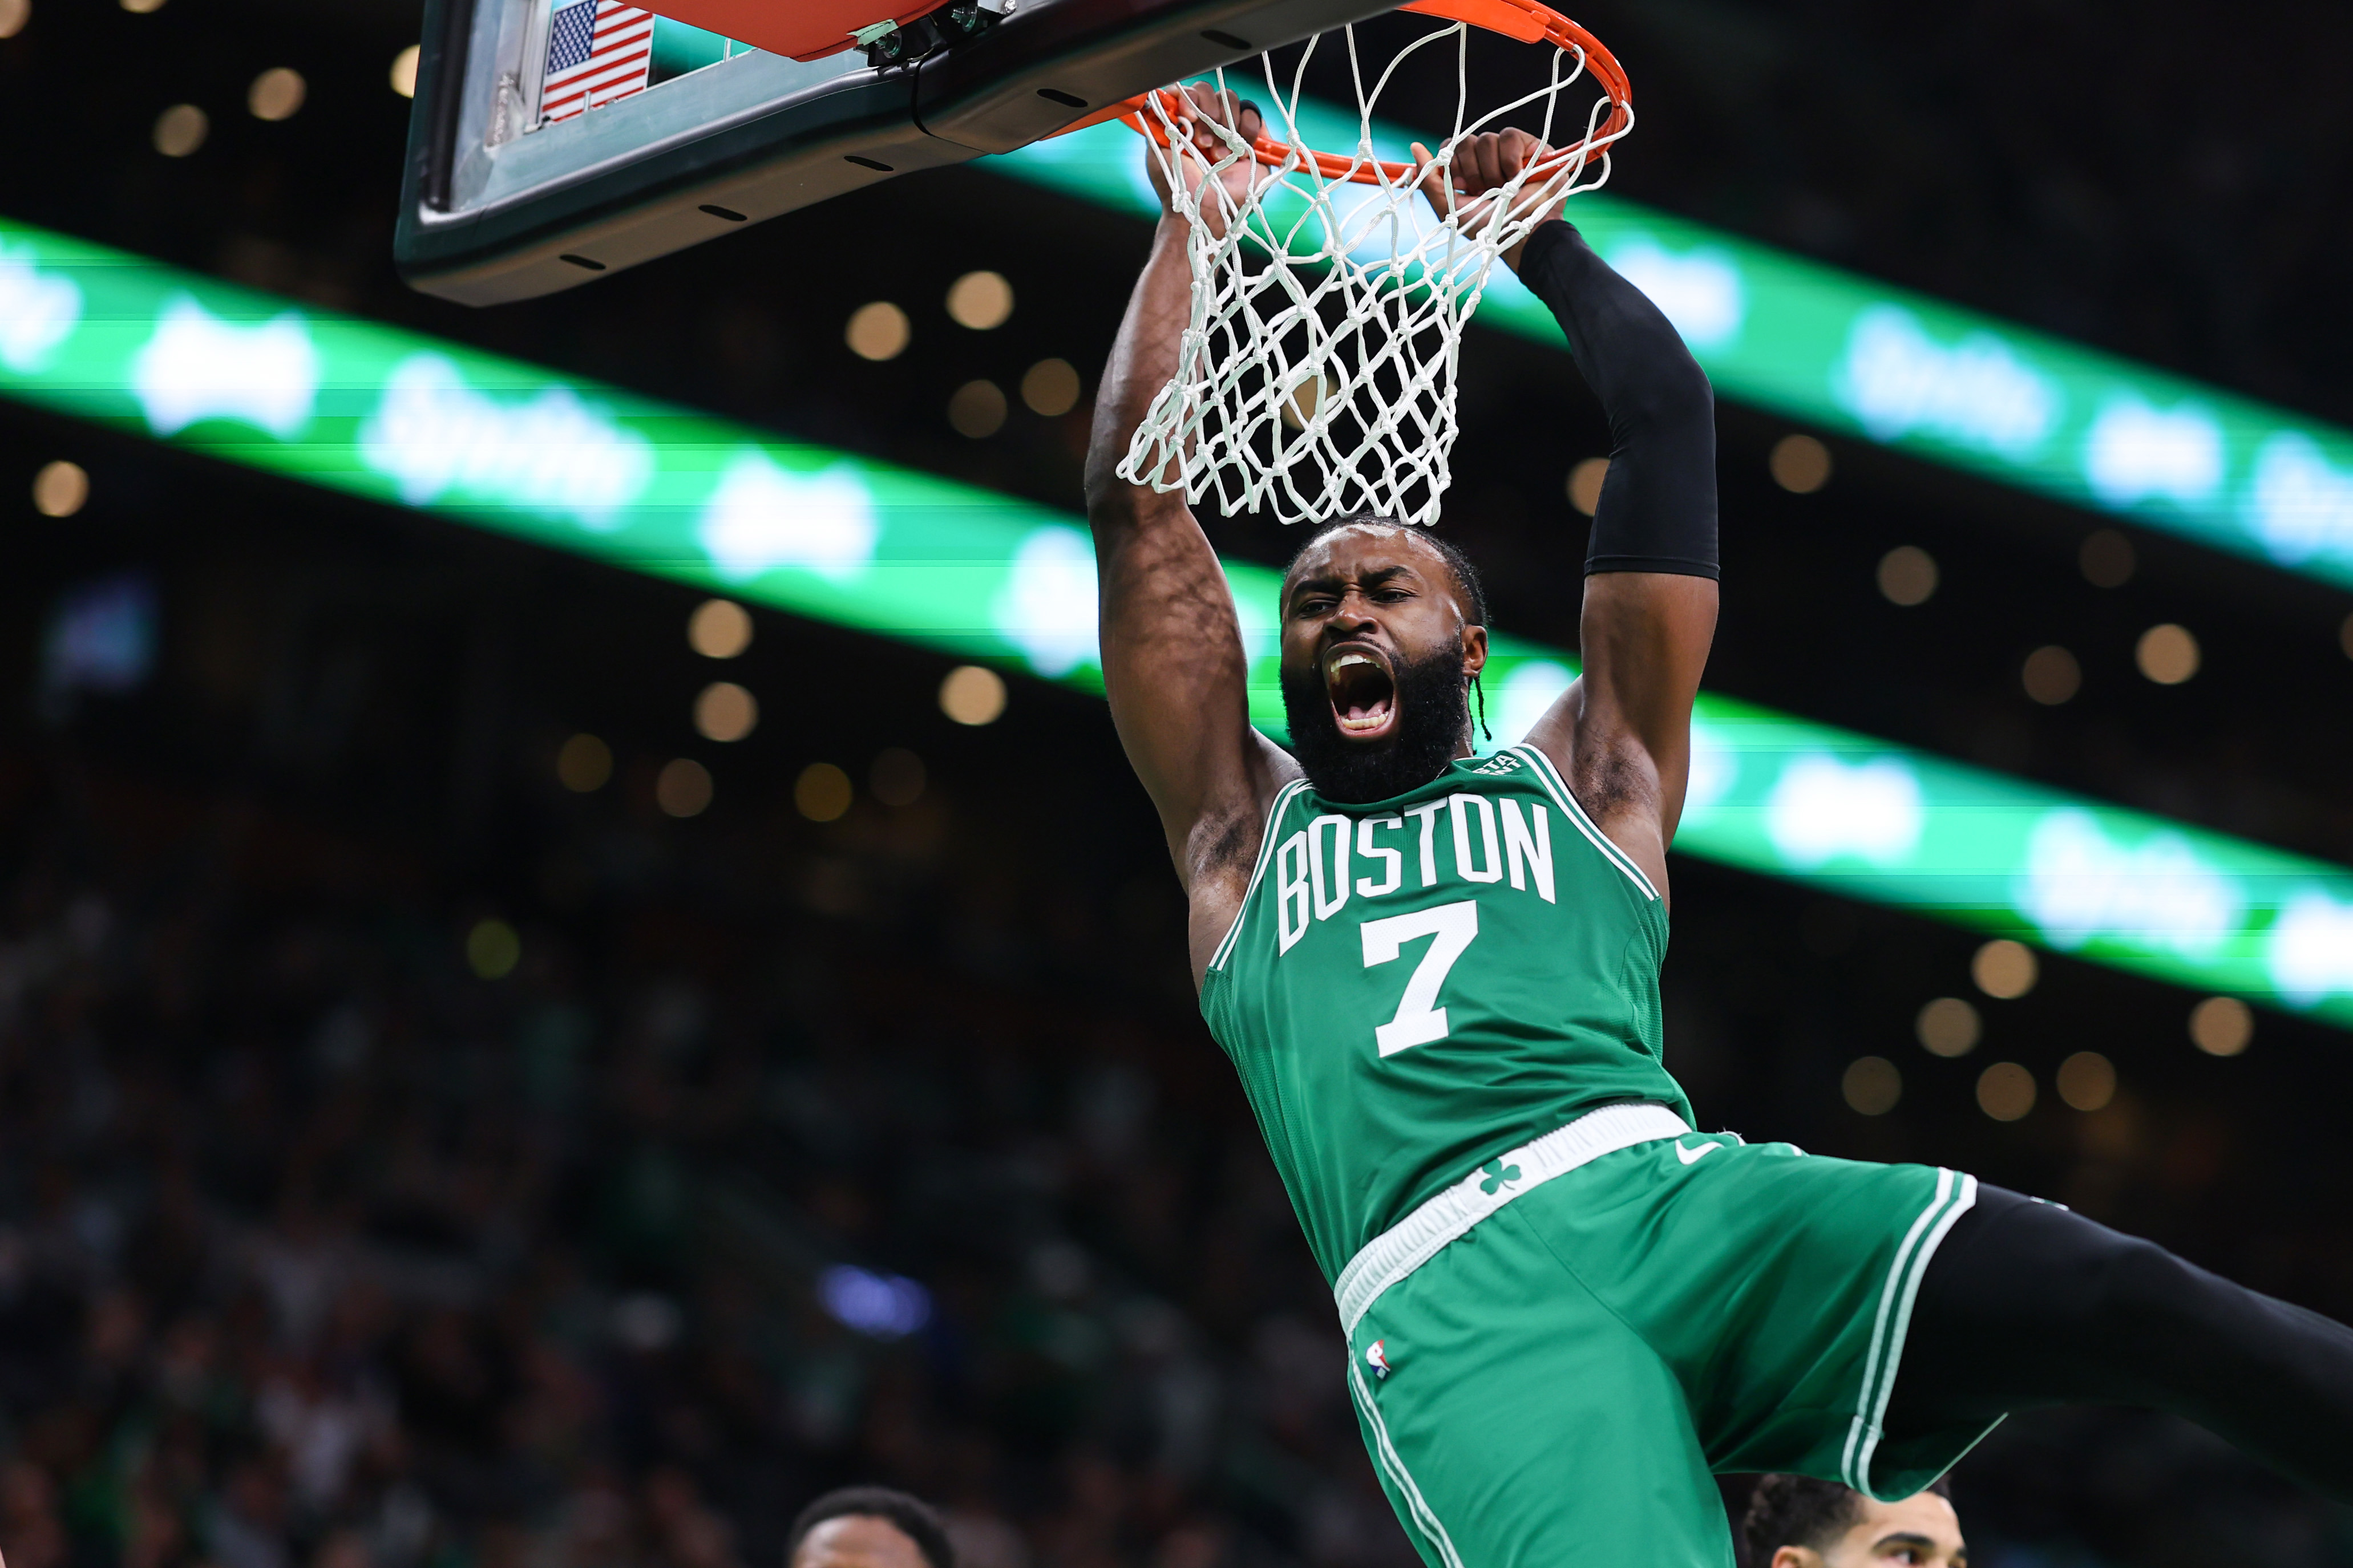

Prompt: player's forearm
xmin=1513 ymin=220 xmax=1719 ymax=580
xmin=1084 ymin=218 xmax=1194 ymax=518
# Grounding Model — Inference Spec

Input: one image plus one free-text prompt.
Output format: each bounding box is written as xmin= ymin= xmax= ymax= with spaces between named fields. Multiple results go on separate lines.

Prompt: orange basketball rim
xmin=1062 ymin=0 xmax=1632 ymax=185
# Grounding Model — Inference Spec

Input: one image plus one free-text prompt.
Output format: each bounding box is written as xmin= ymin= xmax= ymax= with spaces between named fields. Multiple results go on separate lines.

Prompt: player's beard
xmin=1280 ymin=640 xmax=1472 ymax=805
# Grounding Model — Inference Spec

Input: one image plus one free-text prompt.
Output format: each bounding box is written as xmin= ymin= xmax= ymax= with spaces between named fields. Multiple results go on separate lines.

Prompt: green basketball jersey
xmin=1199 ymin=743 xmax=1692 ymax=1283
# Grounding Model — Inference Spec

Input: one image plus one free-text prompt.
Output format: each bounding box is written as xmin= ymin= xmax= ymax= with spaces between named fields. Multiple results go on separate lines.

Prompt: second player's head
xmin=1741 ymin=1475 xmax=1964 ymax=1568
xmin=1277 ymin=516 xmax=1490 ymax=803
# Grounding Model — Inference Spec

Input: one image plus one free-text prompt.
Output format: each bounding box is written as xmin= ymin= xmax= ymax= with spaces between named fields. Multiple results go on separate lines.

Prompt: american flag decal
xmin=540 ymin=0 xmax=654 ymax=123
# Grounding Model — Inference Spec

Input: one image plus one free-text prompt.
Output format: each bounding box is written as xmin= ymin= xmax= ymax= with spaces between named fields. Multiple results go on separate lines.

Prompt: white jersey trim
xmin=1510 ymin=744 xmax=1661 ymax=901
xmin=1207 ymin=779 xmax=1311 ymax=974
xmin=1348 ymin=1358 xmax=1466 ymax=1568
xmin=1840 ymin=1170 xmax=1983 ymax=1495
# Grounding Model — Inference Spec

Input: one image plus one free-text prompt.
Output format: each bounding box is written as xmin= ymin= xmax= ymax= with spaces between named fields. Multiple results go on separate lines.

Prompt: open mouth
xmin=1325 ymin=648 xmax=1398 ymax=740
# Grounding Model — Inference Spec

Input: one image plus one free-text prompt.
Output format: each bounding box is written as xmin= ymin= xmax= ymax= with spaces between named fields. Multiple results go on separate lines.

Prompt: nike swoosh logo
xmin=1675 ymin=1140 xmax=1720 ymax=1166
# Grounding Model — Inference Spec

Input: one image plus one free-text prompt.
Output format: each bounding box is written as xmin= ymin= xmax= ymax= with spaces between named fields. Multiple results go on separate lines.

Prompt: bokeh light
xmin=1915 ymin=996 xmax=1980 ymax=1057
xmin=688 ymin=598 xmax=753 ymax=658
xmin=1972 ymin=939 xmax=2039 ymax=999
xmin=1842 ymin=1056 xmax=1901 ymax=1116
xmin=2080 ymin=528 xmax=2136 ymax=587
xmin=946 ymin=270 xmax=1014 ymax=330
xmin=1021 ymin=358 xmax=1082 ymax=417
xmin=693 ymin=681 xmax=758 ymax=743
xmin=656 ymin=758 xmax=713 ymax=817
xmin=2056 ymin=1051 xmax=2116 ymax=1111
xmin=248 ymin=67 xmax=306 ymax=121
xmin=846 ymin=302 xmax=910 ymax=361
xmin=817 ymin=1265 xmax=931 ymax=1339
xmin=390 ymin=44 xmax=421 ymax=98
xmin=1768 ymin=433 xmax=1833 ymax=493
xmin=556 ymin=733 xmax=612 ymax=792
xmin=32 ymin=460 xmax=87 ymax=517
xmin=1280 ymin=372 xmax=1335 ymax=433
xmin=1976 ymin=1061 xmax=2036 ymax=1121
xmin=2021 ymin=645 xmax=2081 ymax=705
xmin=1566 ymin=456 xmax=1607 ymax=517
xmin=940 ymin=665 xmax=1006 ymax=726
xmin=153 ymin=104 xmax=208 ymax=157
xmin=1877 ymin=546 xmax=1937 ymax=606
xmin=948 ymin=379 xmax=1008 ymax=439
xmin=2137 ymin=623 xmax=2200 ymax=684
xmin=795 ymin=762 xmax=852 ymax=822
xmin=466 ymin=918 xmax=520 ymax=980
xmin=2189 ymin=995 xmax=2253 ymax=1056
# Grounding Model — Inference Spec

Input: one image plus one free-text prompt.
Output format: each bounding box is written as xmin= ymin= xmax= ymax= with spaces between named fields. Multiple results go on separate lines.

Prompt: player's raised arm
xmin=1421 ymin=131 xmax=1720 ymax=900
xmin=1086 ymin=90 xmax=1299 ymax=977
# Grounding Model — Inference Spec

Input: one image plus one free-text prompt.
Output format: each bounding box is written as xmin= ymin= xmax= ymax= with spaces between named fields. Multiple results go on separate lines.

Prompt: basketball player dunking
xmin=1083 ymin=89 xmax=2353 ymax=1564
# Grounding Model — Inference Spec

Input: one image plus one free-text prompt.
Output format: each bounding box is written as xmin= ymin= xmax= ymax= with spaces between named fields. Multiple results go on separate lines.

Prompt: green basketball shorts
xmin=1337 ymin=1104 xmax=2000 ymax=1568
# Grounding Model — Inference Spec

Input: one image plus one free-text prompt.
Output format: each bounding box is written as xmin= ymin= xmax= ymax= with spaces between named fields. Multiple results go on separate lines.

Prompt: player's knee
xmin=2081 ymin=1230 xmax=2217 ymax=1340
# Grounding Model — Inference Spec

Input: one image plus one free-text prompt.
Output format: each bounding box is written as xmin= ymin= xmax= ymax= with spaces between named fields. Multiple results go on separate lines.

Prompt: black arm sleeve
xmin=1517 ymin=218 xmax=1719 ymax=579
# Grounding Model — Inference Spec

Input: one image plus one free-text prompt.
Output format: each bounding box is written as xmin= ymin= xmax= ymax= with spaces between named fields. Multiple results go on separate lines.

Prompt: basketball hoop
xmin=1105 ymin=0 xmax=1632 ymax=528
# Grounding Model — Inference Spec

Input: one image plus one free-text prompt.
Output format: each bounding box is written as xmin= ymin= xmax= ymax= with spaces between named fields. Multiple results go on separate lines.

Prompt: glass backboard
xmin=396 ymin=0 xmax=1403 ymax=306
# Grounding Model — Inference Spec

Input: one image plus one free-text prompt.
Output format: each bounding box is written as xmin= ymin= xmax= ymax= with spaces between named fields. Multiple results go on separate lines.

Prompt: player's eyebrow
xmin=1869 ymin=1533 xmax=1947 ymax=1560
xmin=1287 ymin=563 xmax=1418 ymax=609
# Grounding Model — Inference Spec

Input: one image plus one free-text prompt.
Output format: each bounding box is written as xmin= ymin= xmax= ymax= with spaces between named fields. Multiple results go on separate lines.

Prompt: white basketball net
xmin=1114 ymin=18 xmax=1630 ymax=527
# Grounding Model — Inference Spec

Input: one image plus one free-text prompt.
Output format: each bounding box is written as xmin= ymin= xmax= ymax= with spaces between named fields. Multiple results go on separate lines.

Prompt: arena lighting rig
xmin=2 ymin=215 xmax=2349 ymax=1024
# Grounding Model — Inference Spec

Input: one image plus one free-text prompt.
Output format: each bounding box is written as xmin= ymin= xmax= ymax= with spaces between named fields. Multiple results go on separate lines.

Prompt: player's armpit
xmin=1522 ymin=572 xmax=1717 ymax=901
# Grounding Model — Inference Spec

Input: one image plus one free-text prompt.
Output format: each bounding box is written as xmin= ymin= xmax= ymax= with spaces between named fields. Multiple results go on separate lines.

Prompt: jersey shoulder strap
xmin=1499 ymin=743 xmax=1660 ymax=902
xmin=1205 ymin=778 xmax=1312 ymax=974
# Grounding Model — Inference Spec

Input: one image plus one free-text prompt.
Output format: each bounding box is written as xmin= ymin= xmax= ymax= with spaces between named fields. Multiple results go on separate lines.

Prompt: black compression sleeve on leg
xmin=1884 ymin=1186 xmax=2353 ymax=1501
xmin=1515 ymin=218 xmax=1719 ymax=580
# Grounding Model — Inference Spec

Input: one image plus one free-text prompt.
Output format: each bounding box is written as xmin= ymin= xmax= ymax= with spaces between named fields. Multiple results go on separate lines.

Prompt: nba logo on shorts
xmin=1366 ymin=1340 xmax=1392 ymax=1379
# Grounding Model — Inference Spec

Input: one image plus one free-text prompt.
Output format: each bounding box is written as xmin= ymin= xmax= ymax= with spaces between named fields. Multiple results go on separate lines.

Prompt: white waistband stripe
xmin=1333 ymin=1102 xmax=1691 ymax=1334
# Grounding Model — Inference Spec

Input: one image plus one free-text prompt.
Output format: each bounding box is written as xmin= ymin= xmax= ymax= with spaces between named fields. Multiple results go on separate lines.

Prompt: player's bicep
xmin=1093 ymin=495 xmax=1294 ymax=874
xmin=1574 ymin=571 xmax=1716 ymax=819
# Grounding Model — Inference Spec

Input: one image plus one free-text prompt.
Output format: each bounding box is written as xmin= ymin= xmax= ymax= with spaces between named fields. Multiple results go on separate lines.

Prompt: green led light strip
xmin=1000 ymin=114 xmax=2353 ymax=594
xmin=2 ymin=216 xmax=2348 ymax=1025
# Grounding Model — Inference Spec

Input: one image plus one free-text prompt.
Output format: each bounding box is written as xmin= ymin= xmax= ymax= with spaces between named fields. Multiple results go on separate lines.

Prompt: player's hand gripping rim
xmin=1146 ymin=84 xmax=1271 ymax=243
xmin=1410 ymin=128 xmax=1580 ymax=263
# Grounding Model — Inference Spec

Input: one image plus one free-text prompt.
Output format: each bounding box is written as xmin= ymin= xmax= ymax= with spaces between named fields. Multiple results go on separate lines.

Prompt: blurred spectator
xmin=0 ymin=767 xmax=1382 ymax=1568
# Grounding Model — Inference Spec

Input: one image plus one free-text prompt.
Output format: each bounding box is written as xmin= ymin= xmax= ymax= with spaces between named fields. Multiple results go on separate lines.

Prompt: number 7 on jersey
xmin=1360 ymin=900 xmax=1479 ymax=1056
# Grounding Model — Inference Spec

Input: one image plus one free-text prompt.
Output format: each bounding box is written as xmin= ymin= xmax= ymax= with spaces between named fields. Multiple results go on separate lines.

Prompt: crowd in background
xmin=0 ymin=744 xmax=1422 ymax=1568
xmin=2 ymin=706 xmax=2350 ymax=1568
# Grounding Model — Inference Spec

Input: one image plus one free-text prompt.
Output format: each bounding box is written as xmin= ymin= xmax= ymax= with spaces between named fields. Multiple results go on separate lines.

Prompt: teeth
xmin=1327 ymin=650 xmax=1390 ymax=734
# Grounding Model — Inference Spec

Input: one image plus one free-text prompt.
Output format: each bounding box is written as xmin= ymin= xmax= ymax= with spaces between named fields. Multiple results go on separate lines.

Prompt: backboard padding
xmin=643 ymin=0 xmax=957 ymax=62
xmin=398 ymin=0 xmax=1405 ymax=305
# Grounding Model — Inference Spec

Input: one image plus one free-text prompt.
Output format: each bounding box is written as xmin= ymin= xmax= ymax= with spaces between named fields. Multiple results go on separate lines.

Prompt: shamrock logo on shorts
xmin=1479 ymin=1158 xmax=1522 ymax=1195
